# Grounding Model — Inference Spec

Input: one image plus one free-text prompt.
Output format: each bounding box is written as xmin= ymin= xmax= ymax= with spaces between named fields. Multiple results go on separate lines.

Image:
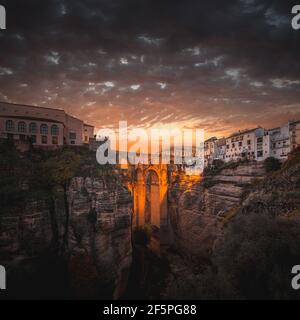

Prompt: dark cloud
xmin=0 ymin=0 xmax=299 ymax=136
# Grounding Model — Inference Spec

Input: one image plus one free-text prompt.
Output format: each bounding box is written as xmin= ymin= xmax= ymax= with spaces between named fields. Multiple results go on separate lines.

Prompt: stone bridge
xmin=128 ymin=164 xmax=169 ymax=231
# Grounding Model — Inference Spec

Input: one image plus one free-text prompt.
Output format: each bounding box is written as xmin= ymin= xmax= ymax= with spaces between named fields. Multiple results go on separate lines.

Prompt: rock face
xmin=0 ymin=176 xmax=132 ymax=299
xmin=67 ymin=177 xmax=132 ymax=299
xmin=0 ymin=199 xmax=54 ymax=264
xmin=168 ymin=163 xmax=266 ymax=258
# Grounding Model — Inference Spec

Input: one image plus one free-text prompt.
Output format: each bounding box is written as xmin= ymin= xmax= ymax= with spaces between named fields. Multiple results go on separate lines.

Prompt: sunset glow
xmin=0 ymin=1 xmax=299 ymax=139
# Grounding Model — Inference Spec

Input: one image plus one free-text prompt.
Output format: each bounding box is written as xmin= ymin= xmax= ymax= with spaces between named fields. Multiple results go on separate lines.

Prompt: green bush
xmin=264 ymin=157 xmax=281 ymax=173
xmin=211 ymin=214 xmax=300 ymax=299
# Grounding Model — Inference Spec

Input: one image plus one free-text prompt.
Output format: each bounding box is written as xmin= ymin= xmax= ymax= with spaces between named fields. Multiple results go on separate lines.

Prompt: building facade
xmin=290 ymin=120 xmax=300 ymax=152
xmin=204 ymin=137 xmax=217 ymax=166
xmin=83 ymin=124 xmax=95 ymax=144
xmin=0 ymin=102 xmax=94 ymax=147
xmin=225 ymin=127 xmax=266 ymax=162
xmin=214 ymin=138 xmax=226 ymax=161
xmin=203 ymin=120 xmax=300 ymax=167
xmin=268 ymin=122 xmax=291 ymax=160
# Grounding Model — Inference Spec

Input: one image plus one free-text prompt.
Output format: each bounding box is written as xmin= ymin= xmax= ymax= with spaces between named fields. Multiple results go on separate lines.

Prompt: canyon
xmin=1 ymin=143 xmax=300 ymax=299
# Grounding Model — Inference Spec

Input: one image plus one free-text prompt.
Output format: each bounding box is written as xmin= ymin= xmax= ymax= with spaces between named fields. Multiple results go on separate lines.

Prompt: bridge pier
xmin=130 ymin=164 xmax=171 ymax=249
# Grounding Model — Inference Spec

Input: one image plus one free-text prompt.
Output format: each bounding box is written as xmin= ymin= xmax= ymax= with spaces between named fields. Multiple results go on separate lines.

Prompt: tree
xmin=264 ymin=157 xmax=281 ymax=173
xmin=0 ymin=140 xmax=32 ymax=208
xmin=212 ymin=213 xmax=300 ymax=299
xmin=43 ymin=149 xmax=82 ymax=248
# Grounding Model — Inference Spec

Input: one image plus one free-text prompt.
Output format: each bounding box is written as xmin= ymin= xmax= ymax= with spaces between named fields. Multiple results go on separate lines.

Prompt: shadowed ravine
xmin=1 ymin=144 xmax=300 ymax=299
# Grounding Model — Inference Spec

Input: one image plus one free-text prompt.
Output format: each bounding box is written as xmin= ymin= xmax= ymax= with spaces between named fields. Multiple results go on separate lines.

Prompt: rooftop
xmin=228 ymin=127 xmax=262 ymax=138
xmin=0 ymin=101 xmax=64 ymax=112
xmin=205 ymin=136 xmax=218 ymax=143
xmin=0 ymin=101 xmax=94 ymax=127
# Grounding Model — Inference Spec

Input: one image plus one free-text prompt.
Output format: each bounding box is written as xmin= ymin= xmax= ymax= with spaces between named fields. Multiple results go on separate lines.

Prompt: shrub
xmin=264 ymin=157 xmax=281 ymax=173
xmin=212 ymin=214 xmax=300 ymax=299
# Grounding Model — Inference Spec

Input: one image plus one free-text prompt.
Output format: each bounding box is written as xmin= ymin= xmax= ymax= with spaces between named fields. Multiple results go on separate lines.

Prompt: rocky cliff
xmin=164 ymin=150 xmax=300 ymax=299
xmin=0 ymin=175 xmax=132 ymax=299
xmin=67 ymin=177 xmax=132 ymax=299
xmin=168 ymin=162 xmax=266 ymax=258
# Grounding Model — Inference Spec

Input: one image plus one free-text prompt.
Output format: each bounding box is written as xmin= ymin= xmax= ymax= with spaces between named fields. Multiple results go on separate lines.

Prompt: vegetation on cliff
xmin=0 ymin=141 xmax=113 ymax=213
xmin=207 ymin=149 xmax=300 ymax=299
xmin=0 ymin=141 xmax=132 ymax=299
xmin=0 ymin=141 xmax=118 ymax=252
xmin=166 ymin=148 xmax=300 ymax=300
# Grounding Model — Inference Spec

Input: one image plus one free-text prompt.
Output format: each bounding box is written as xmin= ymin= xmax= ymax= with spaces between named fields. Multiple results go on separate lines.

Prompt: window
xmin=70 ymin=140 xmax=75 ymax=145
xmin=19 ymin=134 xmax=26 ymax=141
xmin=257 ymin=137 xmax=263 ymax=143
xmin=40 ymin=124 xmax=48 ymax=135
xmin=52 ymin=136 xmax=58 ymax=145
xmin=51 ymin=125 xmax=59 ymax=136
xmin=6 ymin=120 xmax=14 ymax=132
xmin=41 ymin=135 xmax=48 ymax=144
xmin=226 ymin=145 xmax=229 ymax=149
xmin=239 ymin=142 xmax=242 ymax=147
xmin=29 ymin=123 xmax=37 ymax=134
xmin=30 ymin=135 xmax=37 ymax=144
xmin=69 ymin=132 xmax=76 ymax=140
xmin=247 ymin=140 xmax=251 ymax=145
xmin=232 ymin=143 xmax=235 ymax=148
xmin=18 ymin=122 xmax=27 ymax=133
xmin=84 ymin=136 xmax=88 ymax=142
xmin=257 ymin=151 xmax=263 ymax=157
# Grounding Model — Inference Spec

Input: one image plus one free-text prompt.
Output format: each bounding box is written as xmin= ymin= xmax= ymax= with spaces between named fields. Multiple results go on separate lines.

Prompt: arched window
xmin=51 ymin=125 xmax=59 ymax=136
xmin=18 ymin=121 xmax=27 ymax=133
xmin=29 ymin=123 xmax=37 ymax=134
xmin=40 ymin=124 xmax=48 ymax=135
xmin=5 ymin=120 xmax=14 ymax=132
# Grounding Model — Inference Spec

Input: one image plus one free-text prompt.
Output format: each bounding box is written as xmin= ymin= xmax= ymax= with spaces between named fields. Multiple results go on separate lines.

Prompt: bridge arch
xmin=145 ymin=169 xmax=160 ymax=228
xmin=131 ymin=164 xmax=168 ymax=230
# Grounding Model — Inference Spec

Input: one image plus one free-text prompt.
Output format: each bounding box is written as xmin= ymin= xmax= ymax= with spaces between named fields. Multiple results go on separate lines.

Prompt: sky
xmin=0 ymin=0 xmax=300 ymax=138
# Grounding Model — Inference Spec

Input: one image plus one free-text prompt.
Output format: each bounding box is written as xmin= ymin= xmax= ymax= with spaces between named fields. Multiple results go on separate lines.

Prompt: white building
xmin=202 ymin=120 xmax=300 ymax=166
xmin=203 ymin=137 xmax=227 ymax=166
xmin=214 ymin=138 xmax=226 ymax=161
xmin=0 ymin=102 xmax=94 ymax=148
xmin=268 ymin=122 xmax=291 ymax=160
xmin=225 ymin=127 xmax=266 ymax=162
xmin=204 ymin=137 xmax=217 ymax=166
xmin=290 ymin=120 xmax=300 ymax=152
